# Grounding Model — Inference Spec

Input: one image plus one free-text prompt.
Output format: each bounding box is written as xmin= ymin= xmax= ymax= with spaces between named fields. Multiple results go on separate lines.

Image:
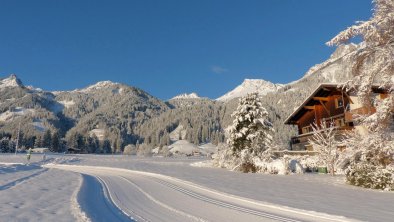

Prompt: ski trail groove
xmin=96 ymin=176 xmax=143 ymax=222
xmin=119 ymin=176 xmax=208 ymax=222
xmin=144 ymin=175 xmax=302 ymax=222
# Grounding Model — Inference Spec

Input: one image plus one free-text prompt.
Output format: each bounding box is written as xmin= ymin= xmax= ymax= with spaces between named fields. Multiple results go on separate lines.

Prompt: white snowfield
xmin=0 ymin=161 xmax=83 ymax=222
xmin=1 ymin=154 xmax=394 ymax=222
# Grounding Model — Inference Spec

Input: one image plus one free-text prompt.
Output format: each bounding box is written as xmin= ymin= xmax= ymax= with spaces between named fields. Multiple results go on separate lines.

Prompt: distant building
xmin=32 ymin=148 xmax=50 ymax=153
xmin=285 ymin=83 xmax=390 ymax=150
xmin=67 ymin=147 xmax=81 ymax=154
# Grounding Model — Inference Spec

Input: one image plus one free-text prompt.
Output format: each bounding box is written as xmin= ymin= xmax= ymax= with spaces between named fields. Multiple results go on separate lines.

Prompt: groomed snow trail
xmin=45 ymin=164 xmax=359 ymax=222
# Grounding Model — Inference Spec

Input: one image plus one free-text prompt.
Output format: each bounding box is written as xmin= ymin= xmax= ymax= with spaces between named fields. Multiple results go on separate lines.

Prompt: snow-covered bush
xmin=346 ymin=163 xmax=393 ymax=191
xmin=137 ymin=143 xmax=153 ymax=157
xmin=253 ymin=157 xmax=287 ymax=175
xmin=212 ymin=143 xmax=239 ymax=170
xmin=159 ymin=145 xmax=172 ymax=157
xmin=345 ymin=130 xmax=394 ymax=190
xmin=123 ymin=144 xmax=137 ymax=155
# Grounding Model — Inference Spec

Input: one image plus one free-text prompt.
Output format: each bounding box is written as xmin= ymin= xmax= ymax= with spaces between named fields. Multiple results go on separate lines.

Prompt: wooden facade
xmin=284 ymin=83 xmax=389 ymax=150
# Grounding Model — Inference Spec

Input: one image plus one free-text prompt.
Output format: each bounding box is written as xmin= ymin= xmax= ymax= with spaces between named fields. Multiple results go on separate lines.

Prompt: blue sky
xmin=0 ymin=0 xmax=372 ymax=99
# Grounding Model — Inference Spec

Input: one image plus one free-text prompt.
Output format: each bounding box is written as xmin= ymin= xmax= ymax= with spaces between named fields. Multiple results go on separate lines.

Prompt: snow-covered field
xmin=1 ymin=154 xmax=393 ymax=222
xmin=0 ymin=156 xmax=83 ymax=221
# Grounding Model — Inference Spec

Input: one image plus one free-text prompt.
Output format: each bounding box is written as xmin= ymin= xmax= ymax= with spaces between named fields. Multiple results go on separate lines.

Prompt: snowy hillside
xmin=171 ymin=92 xmax=201 ymax=100
xmin=217 ymin=79 xmax=283 ymax=101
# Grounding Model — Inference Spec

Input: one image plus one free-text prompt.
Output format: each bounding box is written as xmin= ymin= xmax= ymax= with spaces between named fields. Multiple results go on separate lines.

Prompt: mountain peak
xmin=241 ymin=79 xmax=273 ymax=86
xmin=171 ymin=92 xmax=201 ymax=100
xmin=0 ymin=74 xmax=24 ymax=89
xmin=217 ymin=78 xmax=283 ymax=101
xmin=80 ymin=80 xmax=121 ymax=92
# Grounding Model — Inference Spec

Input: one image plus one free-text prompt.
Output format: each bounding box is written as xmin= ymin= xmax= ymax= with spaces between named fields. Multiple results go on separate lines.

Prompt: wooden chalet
xmin=284 ymin=83 xmax=389 ymax=150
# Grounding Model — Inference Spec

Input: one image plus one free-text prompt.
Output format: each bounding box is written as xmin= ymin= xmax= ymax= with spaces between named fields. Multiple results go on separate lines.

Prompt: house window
xmin=335 ymin=98 xmax=344 ymax=109
xmin=335 ymin=118 xmax=345 ymax=127
xmin=302 ymin=126 xmax=312 ymax=134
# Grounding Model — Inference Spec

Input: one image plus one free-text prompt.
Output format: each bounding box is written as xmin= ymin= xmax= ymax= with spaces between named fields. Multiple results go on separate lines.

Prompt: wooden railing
xmin=290 ymin=126 xmax=352 ymax=145
xmin=345 ymin=106 xmax=377 ymax=122
xmin=272 ymin=150 xmax=319 ymax=157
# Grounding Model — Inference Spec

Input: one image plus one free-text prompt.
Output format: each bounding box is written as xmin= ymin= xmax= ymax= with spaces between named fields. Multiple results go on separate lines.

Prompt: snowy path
xmin=78 ymin=174 xmax=131 ymax=222
xmin=46 ymin=164 xmax=356 ymax=222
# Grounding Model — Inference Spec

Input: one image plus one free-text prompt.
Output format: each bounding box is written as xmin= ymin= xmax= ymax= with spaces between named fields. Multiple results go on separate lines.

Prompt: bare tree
xmin=308 ymin=122 xmax=340 ymax=176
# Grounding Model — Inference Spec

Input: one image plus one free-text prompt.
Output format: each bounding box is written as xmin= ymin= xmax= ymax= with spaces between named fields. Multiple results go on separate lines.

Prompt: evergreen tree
xmin=42 ymin=130 xmax=52 ymax=148
xmin=227 ymin=93 xmax=274 ymax=172
xmin=228 ymin=93 xmax=273 ymax=155
xmin=102 ymin=139 xmax=111 ymax=154
xmin=0 ymin=138 xmax=10 ymax=153
xmin=76 ymin=133 xmax=86 ymax=153
xmin=92 ymin=134 xmax=100 ymax=153
xmin=25 ymin=136 xmax=36 ymax=149
xmin=50 ymin=132 xmax=61 ymax=152
xmin=86 ymin=136 xmax=96 ymax=153
xmin=34 ymin=136 xmax=42 ymax=148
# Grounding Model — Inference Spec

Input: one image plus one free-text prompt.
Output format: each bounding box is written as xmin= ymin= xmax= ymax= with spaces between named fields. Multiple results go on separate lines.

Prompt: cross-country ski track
xmin=45 ymin=164 xmax=358 ymax=222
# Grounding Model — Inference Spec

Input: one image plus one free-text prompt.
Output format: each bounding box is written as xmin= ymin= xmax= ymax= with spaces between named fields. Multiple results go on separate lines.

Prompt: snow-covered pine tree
xmin=227 ymin=92 xmax=274 ymax=172
xmin=0 ymin=138 xmax=10 ymax=153
xmin=50 ymin=131 xmax=61 ymax=152
xmin=42 ymin=129 xmax=52 ymax=148
xmin=102 ymin=139 xmax=112 ymax=154
xmin=327 ymin=0 xmax=394 ymax=189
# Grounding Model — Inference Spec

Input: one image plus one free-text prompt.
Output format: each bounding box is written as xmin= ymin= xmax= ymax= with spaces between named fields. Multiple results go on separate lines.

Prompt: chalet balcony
xmin=344 ymin=106 xmax=377 ymax=122
xmin=290 ymin=126 xmax=352 ymax=151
